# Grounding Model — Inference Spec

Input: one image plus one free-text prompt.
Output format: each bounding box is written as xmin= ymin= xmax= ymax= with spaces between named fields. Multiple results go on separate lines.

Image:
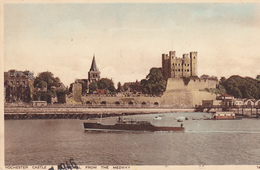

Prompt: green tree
xmin=89 ymin=82 xmax=98 ymax=94
xmin=97 ymin=78 xmax=116 ymax=93
xmin=56 ymin=89 xmax=69 ymax=103
xmin=33 ymin=71 xmax=66 ymax=103
xmin=222 ymin=75 xmax=260 ymax=99
xmin=141 ymin=67 xmax=166 ymax=96
xmin=117 ymin=82 xmax=122 ymax=93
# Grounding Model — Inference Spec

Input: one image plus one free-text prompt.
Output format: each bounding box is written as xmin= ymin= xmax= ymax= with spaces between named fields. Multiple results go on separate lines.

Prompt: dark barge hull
xmin=83 ymin=123 xmax=184 ymax=132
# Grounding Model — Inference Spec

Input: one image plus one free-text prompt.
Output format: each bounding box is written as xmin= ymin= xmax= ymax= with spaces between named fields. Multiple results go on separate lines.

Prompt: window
xmin=178 ymin=69 xmax=180 ymax=72
xmin=187 ymin=64 xmax=189 ymax=66
xmin=23 ymin=81 xmax=25 ymax=84
xmin=17 ymin=81 xmax=19 ymax=85
xmin=11 ymin=81 xmax=13 ymax=85
xmin=187 ymin=69 xmax=189 ymax=72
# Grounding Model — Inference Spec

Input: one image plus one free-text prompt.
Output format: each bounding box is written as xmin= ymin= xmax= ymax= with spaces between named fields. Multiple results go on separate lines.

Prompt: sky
xmin=4 ymin=3 xmax=260 ymax=87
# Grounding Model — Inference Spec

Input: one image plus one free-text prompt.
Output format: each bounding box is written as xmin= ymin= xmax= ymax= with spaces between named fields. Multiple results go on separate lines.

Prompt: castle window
xmin=178 ymin=64 xmax=180 ymax=66
xmin=185 ymin=64 xmax=186 ymax=66
xmin=178 ymin=69 xmax=180 ymax=72
xmin=175 ymin=64 xmax=177 ymax=66
xmin=194 ymin=57 xmax=195 ymax=59
xmin=188 ymin=64 xmax=189 ymax=66
xmin=184 ymin=69 xmax=186 ymax=72
xmin=187 ymin=69 xmax=189 ymax=72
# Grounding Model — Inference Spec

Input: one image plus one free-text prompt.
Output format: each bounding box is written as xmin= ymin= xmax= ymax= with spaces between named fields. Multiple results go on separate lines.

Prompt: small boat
xmin=83 ymin=117 xmax=184 ymax=132
xmin=213 ymin=111 xmax=236 ymax=120
xmin=154 ymin=116 xmax=162 ymax=120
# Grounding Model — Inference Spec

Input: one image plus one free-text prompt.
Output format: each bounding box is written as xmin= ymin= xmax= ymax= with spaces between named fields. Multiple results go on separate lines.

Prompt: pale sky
xmin=4 ymin=3 xmax=260 ymax=86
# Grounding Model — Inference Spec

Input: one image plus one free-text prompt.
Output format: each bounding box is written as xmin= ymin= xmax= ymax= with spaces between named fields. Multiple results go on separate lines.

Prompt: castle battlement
xmin=162 ymin=51 xmax=197 ymax=80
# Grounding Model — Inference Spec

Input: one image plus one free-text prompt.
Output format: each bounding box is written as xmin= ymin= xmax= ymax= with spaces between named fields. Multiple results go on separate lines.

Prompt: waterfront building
xmin=4 ymin=69 xmax=34 ymax=102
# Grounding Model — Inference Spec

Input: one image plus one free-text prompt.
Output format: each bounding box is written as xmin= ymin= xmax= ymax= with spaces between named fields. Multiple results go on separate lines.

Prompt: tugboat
xmin=83 ymin=117 xmax=185 ymax=132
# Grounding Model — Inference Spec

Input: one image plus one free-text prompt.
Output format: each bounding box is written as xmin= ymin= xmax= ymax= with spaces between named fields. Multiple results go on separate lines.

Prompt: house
xmin=255 ymin=99 xmax=260 ymax=108
xmin=216 ymin=94 xmax=234 ymax=106
xmin=96 ymin=89 xmax=107 ymax=95
xmin=244 ymin=99 xmax=255 ymax=107
xmin=31 ymin=101 xmax=47 ymax=107
xmin=233 ymin=98 xmax=244 ymax=107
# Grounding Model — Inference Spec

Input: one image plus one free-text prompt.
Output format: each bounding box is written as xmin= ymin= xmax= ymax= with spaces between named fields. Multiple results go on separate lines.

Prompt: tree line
xmin=220 ymin=75 xmax=260 ymax=99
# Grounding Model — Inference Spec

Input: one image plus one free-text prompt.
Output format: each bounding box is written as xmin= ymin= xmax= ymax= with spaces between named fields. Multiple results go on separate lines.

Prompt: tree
xmin=56 ymin=89 xmax=69 ymax=103
xmin=97 ymin=78 xmax=116 ymax=93
xmin=117 ymin=82 xmax=122 ymax=93
xmin=89 ymin=82 xmax=98 ymax=94
xmin=141 ymin=67 xmax=166 ymax=96
xmin=256 ymin=75 xmax=260 ymax=81
xmin=33 ymin=71 xmax=66 ymax=103
xmin=222 ymin=75 xmax=260 ymax=99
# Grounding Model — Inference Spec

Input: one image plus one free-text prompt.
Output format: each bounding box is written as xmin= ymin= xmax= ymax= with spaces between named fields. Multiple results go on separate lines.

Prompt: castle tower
xmin=162 ymin=50 xmax=198 ymax=79
xmin=190 ymin=51 xmax=198 ymax=77
xmin=182 ymin=53 xmax=190 ymax=78
xmin=88 ymin=55 xmax=101 ymax=83
xmin=162 ymin=53 xmax=170 ymax=80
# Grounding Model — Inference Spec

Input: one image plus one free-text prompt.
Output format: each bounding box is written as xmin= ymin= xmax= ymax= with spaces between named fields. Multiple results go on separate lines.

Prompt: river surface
xmin=5 ymin=112 xmax=260 ymax=165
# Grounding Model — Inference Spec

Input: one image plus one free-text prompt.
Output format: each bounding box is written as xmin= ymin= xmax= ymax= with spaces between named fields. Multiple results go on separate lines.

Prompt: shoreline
xmin=4 ymin=107 xmax=195 ymax=120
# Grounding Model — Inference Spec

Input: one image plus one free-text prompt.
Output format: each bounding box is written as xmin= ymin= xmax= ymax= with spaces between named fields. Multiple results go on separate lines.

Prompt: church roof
xmin=90 ymin=55 xmax=99 ymax=71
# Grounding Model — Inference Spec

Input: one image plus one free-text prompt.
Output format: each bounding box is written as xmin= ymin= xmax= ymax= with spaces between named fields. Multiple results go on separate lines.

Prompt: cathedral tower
xmin=88 ymin=55 xmax=100 ymax=83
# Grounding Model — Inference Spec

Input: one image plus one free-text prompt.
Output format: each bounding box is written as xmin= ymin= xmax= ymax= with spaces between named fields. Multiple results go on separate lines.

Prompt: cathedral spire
xmin=88 ymin=55 xmax=101 ymax=83
xmin=90 ymin=55 xmax=99 ymax=71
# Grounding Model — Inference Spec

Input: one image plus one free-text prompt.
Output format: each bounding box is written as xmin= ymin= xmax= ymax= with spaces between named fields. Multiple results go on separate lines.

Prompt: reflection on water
xmin=5 ymin=112 xmax=260 ymax=165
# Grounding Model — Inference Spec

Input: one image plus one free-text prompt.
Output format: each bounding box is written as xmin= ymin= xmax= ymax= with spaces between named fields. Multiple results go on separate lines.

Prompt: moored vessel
xmin=83 ymin=117 xmax=184 ymax=132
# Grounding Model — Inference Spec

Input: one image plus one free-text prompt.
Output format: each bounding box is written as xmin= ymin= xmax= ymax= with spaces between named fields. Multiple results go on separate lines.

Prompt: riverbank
xmin=4 ymin=106 xmax=194 ymax=120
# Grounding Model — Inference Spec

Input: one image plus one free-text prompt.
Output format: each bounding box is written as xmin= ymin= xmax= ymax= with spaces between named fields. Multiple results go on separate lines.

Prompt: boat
xmin=83 ymin=117 xmax=184 ymax=132
xmin=153 ymin=116 xmax=162 ymax=120
xmin=213 ymin=111 xmax=236 ymax=120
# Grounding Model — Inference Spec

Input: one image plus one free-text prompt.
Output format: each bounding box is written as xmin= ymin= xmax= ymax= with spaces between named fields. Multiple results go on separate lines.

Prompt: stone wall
xmin=160 ymin=78 xmax=217 ymax=107
xmin=67 ymin=78 xmax=218 ymax=108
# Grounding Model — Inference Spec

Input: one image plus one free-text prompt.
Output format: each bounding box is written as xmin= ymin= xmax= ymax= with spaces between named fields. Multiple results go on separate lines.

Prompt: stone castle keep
xmin=162 ymin=51 xmax=197 ymax=79
xmin=161 ymin=50 xmax=218 ymax=107
xmin=69 ymin=50 xmax=218 ymax=108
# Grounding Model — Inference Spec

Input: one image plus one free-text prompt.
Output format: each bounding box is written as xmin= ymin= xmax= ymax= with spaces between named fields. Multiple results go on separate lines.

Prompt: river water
xmin=5 ymin=112 xmax=260 ymax=165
